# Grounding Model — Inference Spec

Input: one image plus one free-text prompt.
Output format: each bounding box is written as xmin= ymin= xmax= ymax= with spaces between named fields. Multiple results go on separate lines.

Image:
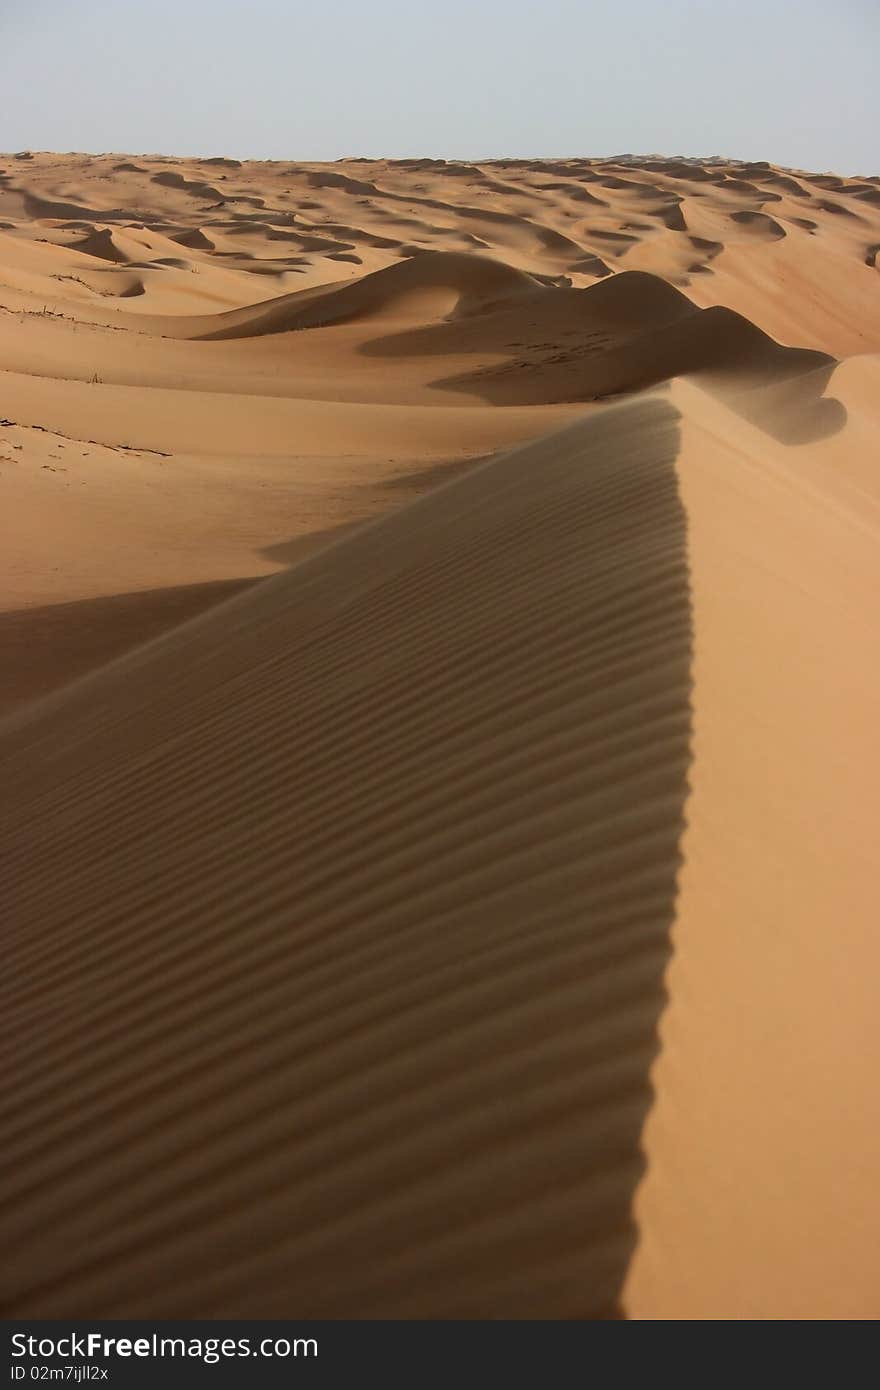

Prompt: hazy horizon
xmin=2 ymin=0 xmax=877 ymax=175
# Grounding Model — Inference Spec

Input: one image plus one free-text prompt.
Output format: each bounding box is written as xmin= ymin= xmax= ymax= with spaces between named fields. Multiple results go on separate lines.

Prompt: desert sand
xmin=1 ymin=151 xmax=879 ymax=1319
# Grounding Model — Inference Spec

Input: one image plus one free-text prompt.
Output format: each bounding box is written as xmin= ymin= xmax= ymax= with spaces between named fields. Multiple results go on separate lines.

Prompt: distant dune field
xmin=1 ymin=152 xmax=878 ymax=1318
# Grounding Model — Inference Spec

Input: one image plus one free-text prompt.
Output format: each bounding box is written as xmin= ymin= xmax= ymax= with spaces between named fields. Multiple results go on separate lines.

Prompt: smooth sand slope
xmin=1 ymin=153 xmax=879 ymax=1318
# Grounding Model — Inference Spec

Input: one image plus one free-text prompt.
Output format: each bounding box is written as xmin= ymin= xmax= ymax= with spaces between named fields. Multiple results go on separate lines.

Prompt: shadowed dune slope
xmin=0 ymin=397 xmax=692 ymax=1318
xmin=428 ymin=300 xmax=833 ymax=406
xmin=0 ymin=578 xmax=259 ymax=717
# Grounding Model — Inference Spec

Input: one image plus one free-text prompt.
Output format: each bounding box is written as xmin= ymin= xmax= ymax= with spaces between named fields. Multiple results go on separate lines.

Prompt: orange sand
xmin=1 ymin=152 xmax=878 ymax=1319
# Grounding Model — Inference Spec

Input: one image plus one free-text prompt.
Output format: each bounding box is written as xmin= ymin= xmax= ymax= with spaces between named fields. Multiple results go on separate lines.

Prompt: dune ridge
xmin=2 ymin=398 xmax=691 ymax=1318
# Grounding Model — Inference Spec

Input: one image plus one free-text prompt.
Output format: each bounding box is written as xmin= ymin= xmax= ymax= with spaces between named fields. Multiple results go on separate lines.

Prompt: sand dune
xmin=2 ymin=398 xmax=691 ymax=1318
xmin=1 ymin=152 xmax=879 ymax=1319
xmin=194 ymin=250 xmax=543 ymax=338
xmin=69 ymin=226 xmax=133 ymax=263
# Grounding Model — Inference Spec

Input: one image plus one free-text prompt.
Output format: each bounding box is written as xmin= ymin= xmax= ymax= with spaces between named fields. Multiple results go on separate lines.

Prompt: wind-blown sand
xmin=1 ymin=153 xmax=879 ymax=1319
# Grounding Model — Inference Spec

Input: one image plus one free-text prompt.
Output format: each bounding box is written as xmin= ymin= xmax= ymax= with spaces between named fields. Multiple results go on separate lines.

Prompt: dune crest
xmin=2 ymin=398 xmax=691 ymax=1318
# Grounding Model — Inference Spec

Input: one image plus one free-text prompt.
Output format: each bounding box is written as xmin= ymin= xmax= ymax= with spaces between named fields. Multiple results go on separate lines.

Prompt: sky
xmin=1 ymin=0 xmax=878 ymax=173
